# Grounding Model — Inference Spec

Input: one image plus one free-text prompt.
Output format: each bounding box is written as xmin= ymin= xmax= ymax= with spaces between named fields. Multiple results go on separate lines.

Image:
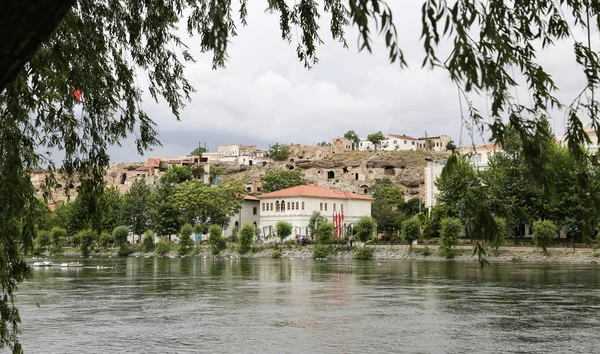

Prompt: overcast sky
xmin=107 ymin=1 xmax=594 ymax=163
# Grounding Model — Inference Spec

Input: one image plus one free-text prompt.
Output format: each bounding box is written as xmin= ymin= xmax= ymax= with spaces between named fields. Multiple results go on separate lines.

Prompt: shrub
xmin=312 ymin=245 xmax=330 ymax=259
xmin=276 ymin=221 xmax=293 ymax=251
xmin=98 ymin=232 xmax=112 ymax=249
xmin=178 ymin=223 xmax=195 ymax=256
xmin=118 ymin=245 xmax=135 ymax=256
xmin=271 ymin=250 xmax=281 ymax=258
xmin=439 ymin=218 xmax=462 ymax=258
xmin=77 ymin=229 xmax=95 ymax=256
xmin=35 ymin=230 xmax=51 ymax=253
xmin=401 ymin=216 xmax=421 ymax=253
xmin=208 ymin=224 xmax=226 ymax=255
xmin=238 ymin=224 xmax=254 ymax=254
xmin=414 ymin=246 xmax=432 ymax=256
xmin=141 ymin=230 xmax=155 ymax=253
xmin=112 ymin=225 xmax=130 ymax=248
xmin=533 ymin=220 xmax=557 ymax=256
xmin=355 ymin=216 xmax=375 ymax=245
xmin=354 ymin=247 xmax=374 ymax=260
xmin=70 ymin=232 xmax=82 ymax=248
xmin=229 ymin=226 xmax=238 ymax=243
xmin=316 ymin=222 xmax=334 ymax=245
xmin=156 ymin=237 xmax=171 ymax=256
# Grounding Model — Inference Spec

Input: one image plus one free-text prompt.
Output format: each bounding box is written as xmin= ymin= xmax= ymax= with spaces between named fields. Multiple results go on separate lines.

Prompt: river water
xmin=13 ymin=258 xmax=600 ymax=353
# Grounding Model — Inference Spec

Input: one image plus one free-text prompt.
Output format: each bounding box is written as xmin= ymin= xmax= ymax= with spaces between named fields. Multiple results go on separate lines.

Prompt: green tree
xmin=34 ymin=230 xmax=51 ymax=254
xmin=112 ymin=225 xmax=130 ymax=249
xmin=261 ymin=169 xmax=306 ymax=193
xmin=141 ymin=231 xmax=156 ymax=253
xmin=401 ymin=216 xmax=421 ymax=253
xmin=178 ymin=224 xmax=195 ymax=256
xmin=156 ymin=238 xmax=171 ymax=256
xmin=238 ymin=224 xmax=254 ymax=254
xmin=190 ymin=147 xmax=207 ymax=156
xmin=371 ymin=180 xmax=404 ymax=234
xmin=208 ymin=224 xmax=226 ymax=256
xmin=49 ymin=227 xmax=67 ymax=255
xmin=316 ymin=221 xmax=334 ymax=245
xmin=122 ymin=179 xmax=152 ymax=236
xmin=98 ymin=232 xmax=112 ymax=249
xmin=77 ymin=229 xmax=95 ymax=257
xmin=533 ymin=220 xmax=557 ymax=256
xmin=276 ymin=221 xmax=293 ymax=251
xmin=490 ymin=217 xmax=508 ymax=256
xmin=308 ymin=211 xmax=326 ymax=238
xmin=367 ymin=131 xmax=385 ymax=150
xmin=317 ymin=141 xmax=332 ymax=146
xmin=162 ymin=165 xmax=192 ymax=184
xmin=355 ymin=216 xmax=376 ymax=246
xmin=148 ymin=179 xmax=181 ymax=240
xmin=440 ymin=218 xmax=462 ymax=259
xmin=343 ymin=130 xmax=360 ymax=150
xmin=268 ymin=143 xmax=291 ymax=161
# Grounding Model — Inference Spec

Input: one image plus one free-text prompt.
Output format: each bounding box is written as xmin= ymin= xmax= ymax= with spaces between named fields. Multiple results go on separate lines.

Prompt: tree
xmin=317 ymin=141 xmax=332 ymax=146
xmin=490 ymin=217 xmax=508 ymax=256
xmin=77 ymin=229 xmax=95 ymax=257
xmin=268 ymin=143 xmax=291 ymax=161
xmin=316 ymin=221 xmax=334 ymax=245
xmin=148 ymin=179 xmax=181 ymax=240
xmin=178 ymin=224 xmax=195 ymax=256
xmin=207 ymin=224 xmax=226 ymax=256
xmin=161 ymin=165 xmax=192 ymax=185
xmin=238 ymin=224 xmax=254 ymax=254
xmin=354 ymin=216 xmax=376 ymax=246
xmin=308 ymin=211 xmax=326 ymax=238
xmin=366 ymin=131 xmax=385 ymax=150
xmin=190 ymin=147 xmax=207 ymax=156
xmin=371 ymin=179 xmax=404 ymax=234
xmin=112 ymin=225 xmax=130 ymax=249
xmin=209 ymin=166 xmax=221 ymax=185
xmin=5 ymin=0 xmax=600 ymax=350
xmin=141 ymin=231 xmax=155 ymax=253
xmin=99 ymin=187 xmax=124 ymax=233
xmin=533 ymin=220 xmax=557 ymax=256
xmin=261 ymin=169 xmax=306 ymax=193
xmin=121 ymin=179 xmax=152 ymax=236
xmin=170 ymin=180 xmax=246 ymax=227
xmin=98 ymin=232 xmax=112 ymax=249
xmin=344 ymin=130 xmax=360 ymax=150
xmin=446 ymin=140 xmax=457 ymax=152
xmin=276 ymin=221 xmax=293 ymax=251
xmin=440 ymin=218 xmax=462 ymax=258
xmin=402 ymin=216 xmax=421 ymax=253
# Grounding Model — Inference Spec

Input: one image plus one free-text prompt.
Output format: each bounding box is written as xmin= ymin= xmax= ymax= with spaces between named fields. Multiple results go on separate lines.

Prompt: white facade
xmin=382 ymin=134 xmax=418 ymax=151
xmin=424 ymin=161 xmax=446 ymax=208
xmin=258 ymin=185 xmax=373 ymax=241
xmin=224 ymin=197 xmax=261 ymax=237
xmin=358 ymin=139 xmax=376 ymax=151
xmin=218 ymin=144 xmax=240 ymax=157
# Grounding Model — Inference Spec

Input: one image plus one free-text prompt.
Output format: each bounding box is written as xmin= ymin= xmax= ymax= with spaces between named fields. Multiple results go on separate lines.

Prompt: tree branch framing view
xmin=2 ymin=0 xmax=600 ymax=352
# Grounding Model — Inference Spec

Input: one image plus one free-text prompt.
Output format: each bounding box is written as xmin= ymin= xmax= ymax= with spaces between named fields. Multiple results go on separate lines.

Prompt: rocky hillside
xmin=32 ymin=150 xmax=449 ymax=203
xmin=218 ymin=150 xmax=449 ymax=200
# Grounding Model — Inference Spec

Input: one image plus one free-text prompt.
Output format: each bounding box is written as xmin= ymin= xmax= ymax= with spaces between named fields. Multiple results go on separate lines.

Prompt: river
xmin=14 ymin=258 xmax=600 ymax=353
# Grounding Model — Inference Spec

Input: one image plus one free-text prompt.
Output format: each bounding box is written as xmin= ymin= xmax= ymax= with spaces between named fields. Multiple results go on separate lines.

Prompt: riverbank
xmin=40 ymin=244 xmax=600 ymax=264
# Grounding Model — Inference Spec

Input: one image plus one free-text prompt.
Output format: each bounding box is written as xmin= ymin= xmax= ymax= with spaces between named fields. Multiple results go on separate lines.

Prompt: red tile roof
xmin=388 ymin=134 xmax=417 ymax=140
xmin=258 ymin=185 xmax=374 ymax=200
xmin=244 ymin=195 xmax=260 ymax=201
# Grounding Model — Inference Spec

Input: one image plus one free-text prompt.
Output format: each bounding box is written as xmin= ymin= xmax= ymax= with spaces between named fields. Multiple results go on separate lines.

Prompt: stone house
xmin=245 ymin=176 xmax=262 ymax=193
xmin=258 ymin=185 xmax=373 ymax=240
xmin=417 ymin=135 xmax=452 ymax=152
xmin=332 ymin=137 xmax=352 ymax=153
xmin=382 ymin=134 xmax=418 ymax=151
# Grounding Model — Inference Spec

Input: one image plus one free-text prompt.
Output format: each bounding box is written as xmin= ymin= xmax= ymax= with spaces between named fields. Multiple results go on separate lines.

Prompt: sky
xmin=106 ymin=1 xmax=595 ymax=163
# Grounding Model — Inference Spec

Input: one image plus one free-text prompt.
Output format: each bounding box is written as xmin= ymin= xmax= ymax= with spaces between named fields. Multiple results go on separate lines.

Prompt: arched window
xmin=281 ymin=200 xmax=286 ymax=212
xmin=234 ymin=221 xmax=239 ymax=229
xmin=276 ymin=201 xmax=280 ymax=212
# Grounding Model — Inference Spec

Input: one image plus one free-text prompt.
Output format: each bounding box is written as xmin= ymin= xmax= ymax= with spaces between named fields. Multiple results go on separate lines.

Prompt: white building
xmin=357 ymin=139 xmax=376 ymax=151
xmin=417 ymin=135 xmax=452 ymax=152
xmin=382 ymin=134 xmax=419 ymax=151
xmin=459 ymin=143 xmax=502 ymax=171
xmin=224 ymin=195 xmax=261 ymax=237
xmin=258 ymin=185 xmax=373 ymax=240
xmin=424 ymin=161 xmax=446 ymax=209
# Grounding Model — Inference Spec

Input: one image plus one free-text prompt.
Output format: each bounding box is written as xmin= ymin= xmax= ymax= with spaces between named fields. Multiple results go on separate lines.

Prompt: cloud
xmin=105 ymin=1 xmax=593 ymax=163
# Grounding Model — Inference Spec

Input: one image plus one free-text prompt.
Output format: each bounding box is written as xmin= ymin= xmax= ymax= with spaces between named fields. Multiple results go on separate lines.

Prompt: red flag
xmin=336 ymin=212 xmax=341 ymax=238
xmin=71 ymin=87 xmax=82 ymax=101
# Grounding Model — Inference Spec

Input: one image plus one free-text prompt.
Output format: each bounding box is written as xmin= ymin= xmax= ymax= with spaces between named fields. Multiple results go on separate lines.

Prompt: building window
xmin=270 ymin=203 xmax=273 ymax=211
xmin=253 ymin=207 xmax=257 ymax=215
xmin=281 ymin=200 xmax=286 ymax=212
xmin=404 ymin=140 xmax=407 ymax=144
xmin=287 ymin=202 xmax=291 ymax=210
xmin=412 ymin=141 xmax=415 ymax=145
xmin=296 ymin=202 xmax=299 ymax=210
xmin=320 ymin=203 xmax=323 ymax=211
xmin=333 ymin=203 xmax=336 ymax=211
xmin=325 ymin=203 xmax=328 ymax=211
xmin=276 ymin=201 xmax=280 ymax=212
xmin=302 ymin=202 xmax=305 ymax=210
xmin=393 ymin=140 xmax=397 ymax=144
xmin=262 ymin=203 xmax=265 ymax=211
xmin=291 ymin=202 xmax=294 ymax=210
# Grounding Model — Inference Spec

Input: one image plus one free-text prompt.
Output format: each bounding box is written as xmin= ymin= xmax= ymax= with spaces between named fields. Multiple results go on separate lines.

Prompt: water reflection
xmin=17 ymin=258 xmax=600 ymax=353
